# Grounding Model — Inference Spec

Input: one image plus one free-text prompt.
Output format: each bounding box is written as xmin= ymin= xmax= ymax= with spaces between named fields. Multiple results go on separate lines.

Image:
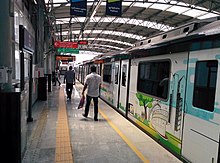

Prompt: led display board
xmin=54 ymin=41 xmax=78 ymax=48
xmin=78 ymin=40 xmax=88 ymax=45
xmin=56 ymin=55 xmax=76 ymax=61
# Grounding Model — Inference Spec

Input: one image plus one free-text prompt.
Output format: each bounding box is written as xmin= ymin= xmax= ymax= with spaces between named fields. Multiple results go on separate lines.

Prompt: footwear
xmin=82 ymin=114 xmax=87 ymax=118
xmin=94 ymin=118 xmax=98 ymax=121
xmin=67 ymin=96 xmax=71 ymax=100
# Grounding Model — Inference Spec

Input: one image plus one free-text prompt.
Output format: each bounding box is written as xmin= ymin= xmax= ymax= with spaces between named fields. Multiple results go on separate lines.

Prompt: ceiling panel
xmin=45 ymin=0 xmax=220 ymax=53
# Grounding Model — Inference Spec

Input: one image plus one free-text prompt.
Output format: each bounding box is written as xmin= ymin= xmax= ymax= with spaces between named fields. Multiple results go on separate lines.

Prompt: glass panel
xmin=193 ymin=60 xmax=218 ymax=112
xmin=137 ymin=61 xmax=170 ymax=99
xmin=122 ymin=64 xmax=127 ymax=86
xmin=115 ymin=65 xmax=119 ymax=84
xmin=103 ymin=64 xmax=112 ymax=83
xmin=15 ymin=46 xmax=20 ymax=80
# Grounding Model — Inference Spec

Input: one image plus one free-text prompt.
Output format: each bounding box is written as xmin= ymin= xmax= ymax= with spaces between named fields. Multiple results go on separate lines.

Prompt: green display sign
xmin=57 ymin=48 xmax=79 ymax=54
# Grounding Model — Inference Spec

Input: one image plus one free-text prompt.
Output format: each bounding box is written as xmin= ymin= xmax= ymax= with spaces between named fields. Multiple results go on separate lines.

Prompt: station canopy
xmin=44 ymin=0 xmax=220 ymax=53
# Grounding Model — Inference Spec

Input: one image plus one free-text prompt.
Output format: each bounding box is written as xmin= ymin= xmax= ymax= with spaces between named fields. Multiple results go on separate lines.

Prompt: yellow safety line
xmin=55 ymin=89 xmax=74 ymax=163
xmin=99 ymin=109 xmax=150 ymax=163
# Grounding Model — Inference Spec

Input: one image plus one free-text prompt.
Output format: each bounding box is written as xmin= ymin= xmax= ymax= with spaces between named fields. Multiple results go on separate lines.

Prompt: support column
xmin=60 ymin=24 xmax=62 ymax=41
xmin=0 ymin=0 xmax=13 ymax=90
xmin=47 ymin=53 xmax=52 ymax=92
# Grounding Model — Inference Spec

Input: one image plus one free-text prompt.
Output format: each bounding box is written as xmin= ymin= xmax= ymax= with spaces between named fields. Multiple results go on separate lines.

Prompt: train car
xmin=59 ymin=64 xmax=68 ymax=75
xmin=99 ymin=54 xmax=131 ymax=116
xmin=130 ymin=19 xmax=220 ymax=163
xmin=75 ymin=59 xmax=103 ymax=84
xmin=74 ymin=63 xmax=80 ymax=80
xmin=76 ymin=63 xmax=85 ymax=84
xmin=79 ymin=18 xmax=220 ymax=163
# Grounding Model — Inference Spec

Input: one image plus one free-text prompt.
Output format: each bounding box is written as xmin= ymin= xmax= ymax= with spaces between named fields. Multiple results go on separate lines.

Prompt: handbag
xmin=78 ymin=95 xmax=85 ymax=109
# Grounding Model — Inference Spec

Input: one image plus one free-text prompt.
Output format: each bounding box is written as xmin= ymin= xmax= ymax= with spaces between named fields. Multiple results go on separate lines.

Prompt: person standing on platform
xmin=64 ymin=66 xmax=75 ymax=100
xmin=82 ymin=66 xmax=101 ymax=121
xmin=54 ymin=68 xmax=61 ymax=86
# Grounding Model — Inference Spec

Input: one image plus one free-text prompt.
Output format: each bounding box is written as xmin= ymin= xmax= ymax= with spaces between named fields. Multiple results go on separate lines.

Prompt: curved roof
xmin=45 ymin=0 xmax=220 ymax=53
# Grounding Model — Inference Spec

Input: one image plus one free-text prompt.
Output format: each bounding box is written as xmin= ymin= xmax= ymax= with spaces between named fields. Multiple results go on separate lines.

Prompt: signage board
xmin=54 ymin=41 xmax=78 ymax=48
xmin=56 ymin=55 xmax=76 ymax=61
xmin=19 ymin=25 xmax=35 ymax=53
xmin=70 ymin=0 xmax=87 ymax=17
xmin=78 ymin=40 xmax=88 ymax=45
xmin=94 ymin=60 xmax=104 ymax=64
xmin=106 ymin=0 xmax=122 ymax=16
xmin=57 ymin=48 xmax=79 ymax=54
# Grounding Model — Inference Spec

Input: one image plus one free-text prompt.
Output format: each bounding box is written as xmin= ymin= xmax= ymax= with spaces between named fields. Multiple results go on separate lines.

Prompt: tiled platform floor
xmin=22 ymin=80 xmax=182 ymax=163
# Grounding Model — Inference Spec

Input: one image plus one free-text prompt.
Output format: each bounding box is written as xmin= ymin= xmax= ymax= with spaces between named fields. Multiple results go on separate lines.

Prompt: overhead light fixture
xmin=34 ymin=0 xmax=37 ymax=4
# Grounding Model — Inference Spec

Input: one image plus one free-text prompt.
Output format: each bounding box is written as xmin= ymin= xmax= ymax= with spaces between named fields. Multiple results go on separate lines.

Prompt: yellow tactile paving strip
xmin=55 ymin=89 xmax=74 ymax=163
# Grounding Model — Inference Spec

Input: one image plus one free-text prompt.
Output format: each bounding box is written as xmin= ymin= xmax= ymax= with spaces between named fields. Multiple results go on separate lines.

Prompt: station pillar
xmin=0 ymin=0 xmax=13 ymax=90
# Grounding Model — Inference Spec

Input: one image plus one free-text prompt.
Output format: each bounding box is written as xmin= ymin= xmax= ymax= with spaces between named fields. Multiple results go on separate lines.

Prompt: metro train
xmin=75 ymin=18 xmax=220 ymax=163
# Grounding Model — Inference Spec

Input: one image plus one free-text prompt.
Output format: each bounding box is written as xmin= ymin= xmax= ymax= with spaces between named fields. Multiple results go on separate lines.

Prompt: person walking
xmin=82 ymin=66 xmax=101 ymax=121
xmin=64 ymin=66 xmax=75 ymax=100
xmin=54 ymin=68 xmax=61 ymax=86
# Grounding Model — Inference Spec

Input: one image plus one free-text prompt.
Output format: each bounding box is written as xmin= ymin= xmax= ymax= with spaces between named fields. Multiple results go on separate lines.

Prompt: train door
xmin=100 ymin=63 xmax=114 ymax=105
xmin=79 ymin=65 xmax=82 ymax=83
xmin=86 ymin=64 xmax=90 ymax=76
xmin=127 ymin=52 xmax=188 ymax=156
xmin=118 ymin=60 xmax=129 ymax=115
xmin=182 ymin=48 xmax=220 ymax=163
xmin=96 ymin=64 xmax=100 ymax=75
xmin=84 ymin=65 xmax=88 ymax=83
xmin=127 ymin=59 xmax=138 ymax=118
xmin=81 ymin=66 xmax=85 ymax=84
xmin=112 ymin=61 xmax=120 ymax=108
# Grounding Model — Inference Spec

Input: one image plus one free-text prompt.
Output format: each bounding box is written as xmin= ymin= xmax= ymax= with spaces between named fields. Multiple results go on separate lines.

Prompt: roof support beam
xmin=79 ymin=0 xmax=103 ymax=39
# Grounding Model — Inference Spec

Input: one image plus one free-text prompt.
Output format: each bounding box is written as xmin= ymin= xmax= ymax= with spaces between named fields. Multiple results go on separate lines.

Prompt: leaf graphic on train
xmin=136 ymin=93 xmax=153 ymax=120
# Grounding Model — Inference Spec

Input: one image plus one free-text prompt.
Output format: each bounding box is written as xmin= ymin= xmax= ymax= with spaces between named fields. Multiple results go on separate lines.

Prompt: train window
xmin=137 ymin=61 xmax=170 ymax=99
xmin=122 ymin=64 xmax=127 ymax=86
xmin=183 ymin=27 xmax=189 ymax=33
xmin=97 ymin=66 xmax=100 ymax=75
xmin=193 ymin=60 xmax=218 ymax=112
xmin=115 ymin=65 xmax=119 ymax=84
xmin=103 ymin=64 xmax=112 ymax=83
xmin=162 ymin=34 xmax=167 ymax=39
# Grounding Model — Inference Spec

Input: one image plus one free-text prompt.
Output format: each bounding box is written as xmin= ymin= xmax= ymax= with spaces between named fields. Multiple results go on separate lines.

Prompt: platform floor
xmin=22 ymin=80 xmax=183 ymax=163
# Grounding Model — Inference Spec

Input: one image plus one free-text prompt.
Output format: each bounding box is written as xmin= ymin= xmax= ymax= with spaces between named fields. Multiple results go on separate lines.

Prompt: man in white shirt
xmin=82 ymin=66 xmax=101 ymax=121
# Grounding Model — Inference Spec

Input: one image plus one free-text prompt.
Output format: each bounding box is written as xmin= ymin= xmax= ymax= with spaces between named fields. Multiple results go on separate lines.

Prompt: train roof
xmin=129 ymin=17 xmax=220 ymax=53
xmin=190 ymin=19 xmax=220 ymax=36
xmin=79 ymin=17 xmax=220 ymax=64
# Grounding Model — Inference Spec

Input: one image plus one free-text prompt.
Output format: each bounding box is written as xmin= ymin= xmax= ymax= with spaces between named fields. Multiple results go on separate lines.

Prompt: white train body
xmin=76 ymin=18 xmax=220 ymax=163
